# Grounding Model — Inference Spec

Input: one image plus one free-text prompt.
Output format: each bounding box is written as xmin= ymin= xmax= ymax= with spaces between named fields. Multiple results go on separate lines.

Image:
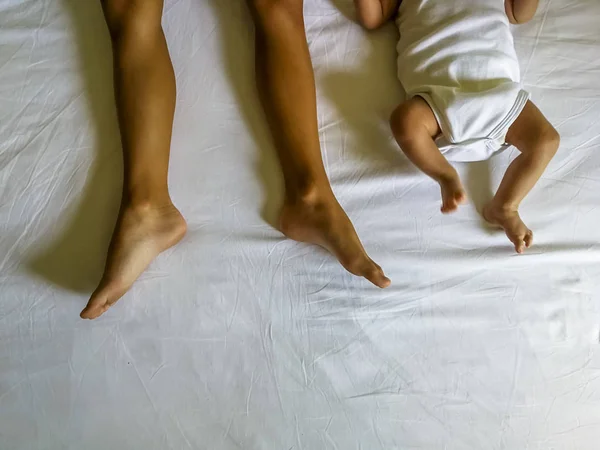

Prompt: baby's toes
xmin=507 ymin=231 xmax=526 ymax=254
xmin=514 ymin=238 xmax=525 ymax=254
xmin=524 ymin=230 xmax=533 ymax=248
xmin=441 ymin=192 xmax=460 ymax=214
xmin=441 ymin=200 xmax=455 ymax=214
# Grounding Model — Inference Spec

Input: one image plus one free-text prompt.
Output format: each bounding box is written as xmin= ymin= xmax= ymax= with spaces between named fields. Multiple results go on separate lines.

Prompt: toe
xmin=514 ymin=237 xmax=525 ymax=254
xmin=524 ymin=230 xmax=533 ymax=248
xmin=80 ymin=306 xmax=99 ymax=320
xmin=441 ymin=199 xmax=456 ymax=214
xmin=365 ymin=271 xmax=391 ymax=289
xmin=441 ymin=191 xmax=465 ymax=214
xmin=364 ymin=261 xmax=391 ymax=289
xmin=346 ymin=257 xmax=390 ymax=288
xmin=80 ymin=296 xmax=101 ymax=319
xmin=81 ymin=282 xmax=124 ymax=319
xmin=80 ymin=297 xmax=106 ymax=320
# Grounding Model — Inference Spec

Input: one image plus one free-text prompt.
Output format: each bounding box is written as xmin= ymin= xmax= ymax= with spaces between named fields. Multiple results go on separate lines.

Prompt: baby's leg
xmin=484 ymin=101 xmax=559 ymax=253
xmin=390 ymin=97 xmax=466 ymax=213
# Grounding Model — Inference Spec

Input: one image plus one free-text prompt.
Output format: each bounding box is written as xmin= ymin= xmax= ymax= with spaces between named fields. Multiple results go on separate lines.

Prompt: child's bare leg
xmin=80 ymin=0 xmax=186 ymax=319
xmin=505 ymin=0 xmax=539 ymax=24
xmin=390 ymin=97 xmax=466 ymax=213
xmin=247 ymin=0 xmax=390 ymax=288
xmin=484 ymin=101 xmax=559 ymax=253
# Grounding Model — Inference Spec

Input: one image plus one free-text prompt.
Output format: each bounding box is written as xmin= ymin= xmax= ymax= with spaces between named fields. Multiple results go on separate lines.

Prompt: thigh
xmin=505 ymin=100 xmax=557 ymax=154
xmin=391 ymin=96 xmax=441 ymax=140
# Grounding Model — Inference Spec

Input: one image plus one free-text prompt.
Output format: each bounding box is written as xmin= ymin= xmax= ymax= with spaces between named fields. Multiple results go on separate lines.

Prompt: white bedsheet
xmin=2 ymin=0 xmax=600 ymax=448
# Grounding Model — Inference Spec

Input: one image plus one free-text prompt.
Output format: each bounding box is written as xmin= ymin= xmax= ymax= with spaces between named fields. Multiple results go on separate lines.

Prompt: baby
xmin=355 ymin=0 xmax=559 ymax=253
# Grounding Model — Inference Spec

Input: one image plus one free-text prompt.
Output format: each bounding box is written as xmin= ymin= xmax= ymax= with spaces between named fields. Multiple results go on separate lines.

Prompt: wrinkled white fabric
xmin=2 ymin=1 xmax=600 ymax=449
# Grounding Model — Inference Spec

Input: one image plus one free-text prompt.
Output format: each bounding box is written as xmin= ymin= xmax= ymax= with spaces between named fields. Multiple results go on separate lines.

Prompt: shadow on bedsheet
xmin=208 ymin=0 xmax=284 ymax=227
xmin=466 ymin=161 xmax=494 ymax=219
xmin=209 ymin=0 xmax=418 ymax=227
xmin=27 ymin=0 xmax=121 ymax=293
xmin=324 ymin=0 xmax=416 ymax=172
xmin=328 ymin=0 xmax=495 ymax=220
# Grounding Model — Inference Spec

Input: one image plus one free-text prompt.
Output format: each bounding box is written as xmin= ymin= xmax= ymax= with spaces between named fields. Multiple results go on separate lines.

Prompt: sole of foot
xmin=483 ymin=203 xmax=533 ymax=254
xmin=279 ymin=195 xmax=390 ymax=289
xmin=80 ymin=203 xmax=187 ymax=320
xmin=439 ymin=176 xmax=467 ymax=214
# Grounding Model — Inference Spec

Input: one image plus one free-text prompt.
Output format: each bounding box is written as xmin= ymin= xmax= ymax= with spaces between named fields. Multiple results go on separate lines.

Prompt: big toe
xmin=368 ymin=271 xmax=391 ymax=289
xmin=80 ymin=299 xmax=108 ymax=320
xmin=80 ymin=283 xmax=124 ymax=319
xmin=513 ymin=230 xmax=533 ymax=254
xmin=524 ymin=230 xmax=534 ymax=248
xmin=511 ymin=236 xmax=526 ymax=254
xmin=361 ymin=260 xmax=391 ymax=289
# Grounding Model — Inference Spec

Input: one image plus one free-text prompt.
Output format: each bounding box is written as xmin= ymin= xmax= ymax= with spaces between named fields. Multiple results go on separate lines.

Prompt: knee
xmin=102 ymin=0 xmax=164 ymax=43
xmin=247 ymin=0 xmax=304 ymax=29
xmin=534 ymin=125 xmax=560 ymax=159
xmin=390 ymin=101 xmax=422 ymax=145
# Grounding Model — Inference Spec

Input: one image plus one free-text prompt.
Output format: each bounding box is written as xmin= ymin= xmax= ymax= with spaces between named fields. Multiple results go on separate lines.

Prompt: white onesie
xmin=396 ymin=0 xmax=529 ymax=162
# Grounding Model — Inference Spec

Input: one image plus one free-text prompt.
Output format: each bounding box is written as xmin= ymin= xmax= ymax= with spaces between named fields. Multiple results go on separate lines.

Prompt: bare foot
xmin=483 ymin=204 xmax=533 ymax=253
xmin=280 ymin=193 xmax=390 ymax=288
xmin=439 ymin=175 xmax=467 ymax=214
xmin=80 ymin=203 xmax=187 ymax=319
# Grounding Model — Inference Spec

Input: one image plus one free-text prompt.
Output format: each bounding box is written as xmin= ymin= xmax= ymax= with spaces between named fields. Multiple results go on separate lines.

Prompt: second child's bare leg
xmin=246 ymin=0 xmax=390 ymax=288
xmin=390 ymin=97 xmax=467 ymax=213
xmin=484 ymin=101 xmax=559 ymax=253
xmin=81 ymin=0 xmax=186 ymax=319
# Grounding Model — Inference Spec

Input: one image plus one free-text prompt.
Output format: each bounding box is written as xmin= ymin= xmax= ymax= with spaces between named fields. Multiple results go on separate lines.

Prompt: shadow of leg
xmin=466 ymin=160 xmax=493 ymax=212
xmin=27 ymin=0 xmax=122 ymax=293
xmin=207 ymin=0 xmax=283 ymax=227
xmin=327 ymin=0 xmax=355 ymax=21
xmin=320 ymin=8 xmax=415 ymax=174
xmin=466 ymin=160 xmax=495 ymax=229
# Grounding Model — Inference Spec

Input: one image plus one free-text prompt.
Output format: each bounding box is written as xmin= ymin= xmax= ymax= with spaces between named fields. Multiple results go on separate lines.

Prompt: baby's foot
xmin=80 ymin=202 xmax=187 ymax=319
xmin=483 ymin=204 xmax=533 ymax=253
xmin=439 ymin=175 xmax=467 ymax=214
xmin=280 ymin=191 xmax=390 ymax=288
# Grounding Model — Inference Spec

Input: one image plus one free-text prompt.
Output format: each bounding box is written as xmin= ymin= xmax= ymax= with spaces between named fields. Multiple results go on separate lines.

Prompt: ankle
xmin=123 ymin=188 xmax=172 ymax=208
xmin=123 ymin=180 xmax=172 ymax=206
xmin=285 ymin=181 xmax=332 ymax=207
xmin=123 ymin=196 xmax=176 ymax=215
xmin=486 ymin=201 xmax=519 ymax=215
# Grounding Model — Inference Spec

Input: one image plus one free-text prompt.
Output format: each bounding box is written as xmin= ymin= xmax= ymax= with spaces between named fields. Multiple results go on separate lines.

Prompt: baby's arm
xmin=354 ymin=0 xmax=400 ymax=30
xmin=505 ymin=0 xmax=539 ymax=24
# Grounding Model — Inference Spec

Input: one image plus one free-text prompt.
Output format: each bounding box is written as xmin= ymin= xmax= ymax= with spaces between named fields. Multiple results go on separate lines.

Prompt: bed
xmin=2 ymin=0 xmax=600 ymax=448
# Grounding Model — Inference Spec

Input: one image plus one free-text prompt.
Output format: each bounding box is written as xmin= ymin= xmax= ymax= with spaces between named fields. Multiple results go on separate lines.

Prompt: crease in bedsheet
xmin=3 ymin=0 xmax=600 ymax=449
